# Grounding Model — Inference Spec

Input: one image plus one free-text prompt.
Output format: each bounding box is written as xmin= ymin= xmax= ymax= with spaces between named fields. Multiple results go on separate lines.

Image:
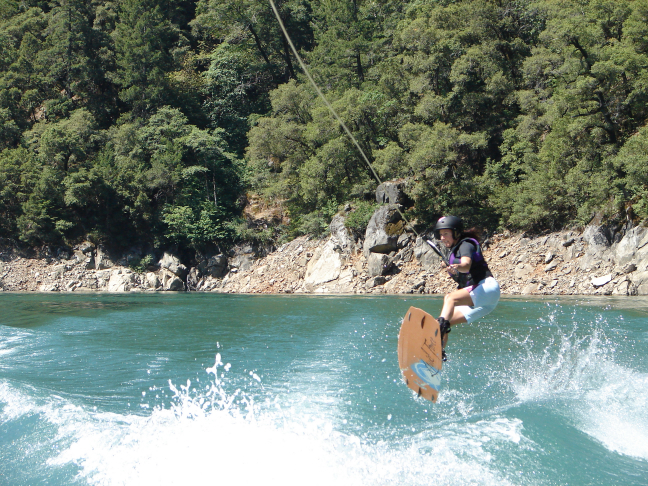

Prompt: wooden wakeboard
xmin=398 ymin=306 xmax=443 ymax=403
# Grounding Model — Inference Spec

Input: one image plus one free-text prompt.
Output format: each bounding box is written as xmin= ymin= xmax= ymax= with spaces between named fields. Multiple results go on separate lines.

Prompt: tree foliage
xmin=1 ymin=0 xmax=648 ymax=254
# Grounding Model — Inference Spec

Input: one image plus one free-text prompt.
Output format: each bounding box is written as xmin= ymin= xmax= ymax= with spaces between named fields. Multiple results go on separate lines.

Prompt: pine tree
xmin=111 ymin=0 xmax=174 ymax=118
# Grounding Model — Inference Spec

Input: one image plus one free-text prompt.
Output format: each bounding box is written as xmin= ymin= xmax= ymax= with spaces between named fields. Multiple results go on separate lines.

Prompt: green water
xmin=1 ymin=293 xmax=647 ymax=485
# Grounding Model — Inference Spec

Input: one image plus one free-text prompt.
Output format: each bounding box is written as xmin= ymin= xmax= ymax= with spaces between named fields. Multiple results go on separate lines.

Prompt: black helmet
xmin=433 ymin=216 xmax=463 ymax=239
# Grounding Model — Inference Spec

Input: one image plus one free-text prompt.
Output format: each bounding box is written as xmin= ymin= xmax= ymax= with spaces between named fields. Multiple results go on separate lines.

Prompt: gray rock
xmin=615 ymin=226 xmax=648 ymax=267
xmin=631 ymin=270 xmax=648 ymax=295
xmin=159 ymin=253 xmax=188 ymax=279
xmin=367 ymin=253 xmax=393 ymax=277
xmin=95 ymin=246 xmax=114 ymax=270
xmin=77 ymin=241 xmax=95 ymax=254
xmin=544 ymin=260 xmax=559 ymax=272
xmin=514 ymin=264 xmax=534 ymax=280
xmin=230 ymin=254 xmax=254 ymax=272
xmin=199 ymin=254 xmax=229 ymax=279
xmin=414 ymin=237 xmax=442 ymax=270
xmin=397 ymin=233 xmax=412 ymax=249
xmin=591 ymin=274 xmax=612 ymax=288
xmin=329 ymin=214 xmax=352 ymax=251
xmin=376 ymin=180 xmax=407 ymax=205
xmin=393 ymin=247 xmax=413 ymax=265
xmin=366 ymin=276 xmax=387 ymax=288
xmin=583 ymin=225 xmax=611 ymax=253
xmin=612 ymin=279 xmax=630 ymax=296
xmin=521 ymin=282 xmax=539 ymax=294
xmin=620 ymin=263 xmax=637 ymax=274
xmin=39 ymin=283 xmax=58 ymax=291
xmin=562 ymin=238 xmax=575 ymax=247
xmin=166 ymin=276 xmax=185 ymax=291
xmin=145 ymin=272 xmax=160 ymax=289
xmin=304 ymin=240 xmax=342 ymax=286
xmin=363 ymin=204 xmax=404 ymax=257
xmin=107 ymin=269 xmax=135 ymax=292
xmin=50 ymin=264 xmax=66 ymax=279
xmin=187 ymin=267 xmax=202 ymax=290
xmin=412 ymin=279 xmax=426 ymax=290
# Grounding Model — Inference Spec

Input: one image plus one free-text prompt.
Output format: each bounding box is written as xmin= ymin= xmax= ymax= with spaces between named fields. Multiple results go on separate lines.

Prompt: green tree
xmin=111 ymin=0 xmax=174 ymax=118
xmin=614 ymin=125 xmax=648 ymax=221
xmin=37 ymin=0 xmax=93 ymax=118
xmin=202 ymin=42 xmax=272 ymax=156
xmin=16 ymin=161 xmax=69 ymax=245
xmin=192 ymin=0 xmax=313 ymax=83
xmin=308 ymin=0 xmax=404 ymax=90
xmin=0 ymin=7 xmax=48 ymax=131
xmin=99 ymin=106 xmax=243 ymax=248
xmin=485 ymin=0 xmax=648 ymax=231
xmin=0 ymin=147 xmax=30 ymax=236
xmin=24 ymin=108 xmax=104 ymax=172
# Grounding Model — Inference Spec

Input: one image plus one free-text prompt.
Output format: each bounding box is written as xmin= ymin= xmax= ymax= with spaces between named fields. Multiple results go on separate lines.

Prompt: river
xmin=1 ymin=293 xmax=647 ymax=485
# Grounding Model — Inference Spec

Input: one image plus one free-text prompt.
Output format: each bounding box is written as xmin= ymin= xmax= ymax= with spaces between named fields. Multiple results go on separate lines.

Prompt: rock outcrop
xmin=2 ymin=203 xmax=648 ymax=296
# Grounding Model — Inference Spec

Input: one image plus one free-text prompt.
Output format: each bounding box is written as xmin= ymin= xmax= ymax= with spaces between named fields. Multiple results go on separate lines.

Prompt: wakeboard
xmin=397 ymin=306 xmax=443 ymax=403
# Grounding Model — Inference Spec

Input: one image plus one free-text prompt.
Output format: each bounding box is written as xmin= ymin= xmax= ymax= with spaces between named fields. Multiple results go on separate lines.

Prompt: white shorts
xmin=456 ymin=277 xmax=500 ymax=323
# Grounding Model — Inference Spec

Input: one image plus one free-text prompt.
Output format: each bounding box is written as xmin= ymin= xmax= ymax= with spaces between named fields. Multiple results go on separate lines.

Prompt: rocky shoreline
xmin=1 ymin=217 xmax=648 ymax=297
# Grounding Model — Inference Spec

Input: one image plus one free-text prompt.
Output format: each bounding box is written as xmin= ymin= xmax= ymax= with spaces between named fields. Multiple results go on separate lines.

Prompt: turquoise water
xmin=1 ymin=293 xmax=647 ymax=486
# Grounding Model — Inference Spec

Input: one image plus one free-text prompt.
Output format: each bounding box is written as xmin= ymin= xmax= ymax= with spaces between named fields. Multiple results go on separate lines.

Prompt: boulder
xmin=198 ymin=254 xmax=229 ymax=278
xmin=367 ymin=253 xmax=393 ymax=277
xmin=580 ymin=226 xmax=613 ymax=269
xmin=583 ymin=225 xmax=611 ymax=250
xmin=397 ymin=233 xmax=412 ymax=249
xmin=230 ymin=254 xmax=254 ymax=272
xmin=107 ymin=269 xmax=135 ymax=292
xmin=95 ymin=246 xmax=114 ymax=270
xmin=364 ymin=204 xmax=404 ymax=258
xmin=414 ymin=237 xmax=442 ymax=270
xmin=615 ymin=226 xmax=648 ymax=267
xmin=591 ymin=274 xmax=612 ymax=288
xmin=329 ymin=214 xmax=352 ymax=251
xmin=631 ymin=270 xmax=648 ymax=295
xmin=159 ymin=253 xmax=188 ymax=279
xmin=166 ymin=276 xmax=185 ymax=291
xmin=521 ymin=282 xmax=540 ymax=294
xmin=612 ymin=279 xmax=630 ymax=296
xmin=514 ymin=264 xmax=534 ymax=280
xmin=50 ymin=264 xmax=67 ymax=279
xmin=187 ymin=267 xmax=202 ymax=290
xmin=73 ymin=248 xmax=95 ymax=269
xmin=544 ymin=260 xmax=559 ymax=272
xmin=228 ymin=244 xmax=259 ymax=272
xmin=304 ymin=240 xmax=342 ymax=287
xmin=145 ymin=272 xmax=160 ymax=290
xmin=621 ymin=263 xmax=637 ymax=274
xmin=77 ymin=241 xmax=95 ymax=254
xmin=376 ymin=180 xmax=407 ymax=205
xmin=159 ymin=268 xmax=185 ymax=291
xmin=366 ymin=276 xmax=387 ymax=288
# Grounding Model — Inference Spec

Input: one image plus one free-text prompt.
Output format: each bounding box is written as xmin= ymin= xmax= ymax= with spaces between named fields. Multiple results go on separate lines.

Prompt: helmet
xmin=433 ymin=216 xmax=463 ymax=239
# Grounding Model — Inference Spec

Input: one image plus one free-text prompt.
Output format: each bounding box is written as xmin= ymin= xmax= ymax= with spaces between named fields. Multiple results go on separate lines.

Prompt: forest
xmin=0 ymin=0 xmax=647 ymax=255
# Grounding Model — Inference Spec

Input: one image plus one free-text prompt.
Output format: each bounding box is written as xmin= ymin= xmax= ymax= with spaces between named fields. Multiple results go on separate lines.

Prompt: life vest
xmin=448 ymin=238 xmax=492 ymax=289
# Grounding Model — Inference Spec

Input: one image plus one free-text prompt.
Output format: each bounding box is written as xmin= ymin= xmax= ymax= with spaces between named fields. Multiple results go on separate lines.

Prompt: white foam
xmin=0 ymin=329 xmax=29 ymax=360
xmin=46 ymin=409 xmax=526 ymax=486
xmin=509 ymin=322 xmax=648 ymax=460
xmin=1 ymin=356 xmax=530 ymax=486
xmin=578 ymin=366 xmax=648 ymax=460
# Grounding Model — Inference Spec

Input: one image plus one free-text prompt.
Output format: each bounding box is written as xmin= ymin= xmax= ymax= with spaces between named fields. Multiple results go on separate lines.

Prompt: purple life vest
xmin=448 ymin=238 xmax=492 ymax=289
